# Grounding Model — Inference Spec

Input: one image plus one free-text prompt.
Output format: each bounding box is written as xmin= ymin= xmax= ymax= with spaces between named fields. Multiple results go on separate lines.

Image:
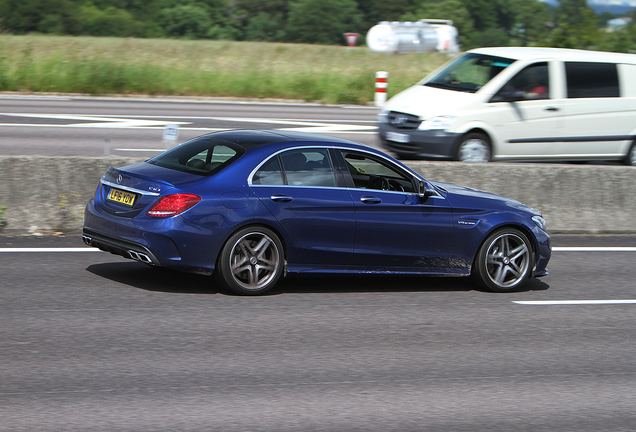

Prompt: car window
xmin=566 ymin=62 xmax=620 ymax=98
xmin=147 ymin=137 xmax=243 ymax=176
xmin=255 ymin=148 xmax=337 ymax=187
xmin=252 ymin=156 xmax=284 ymax=185
xmin=341 ymin=151 xmax=414 ymax=192
xmin=425 ymin=53 xmax=515 ymax=93
xmin=492 ymin=62 xmax=550 ymax=102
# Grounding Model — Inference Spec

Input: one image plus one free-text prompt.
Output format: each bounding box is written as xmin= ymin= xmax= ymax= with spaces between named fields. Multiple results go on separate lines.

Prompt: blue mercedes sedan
xmin=83 ymin=129 xmax=550 ymax=295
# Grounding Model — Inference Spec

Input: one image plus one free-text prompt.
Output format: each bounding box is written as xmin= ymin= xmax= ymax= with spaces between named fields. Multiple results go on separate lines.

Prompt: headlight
xmin=377 ymin=110 xmax=389 ymax=123
xmin=532 ymin=215 xmax=547 ymax=231
xmin=418 ymin=115 xmax=456 ymax=131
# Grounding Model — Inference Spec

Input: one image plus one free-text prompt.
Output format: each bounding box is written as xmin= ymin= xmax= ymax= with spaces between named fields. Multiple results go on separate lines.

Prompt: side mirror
xmin=491 ymin=89 xmax=524 ymax=103
xmin=417 ymin=180 xmax=434 ymax=198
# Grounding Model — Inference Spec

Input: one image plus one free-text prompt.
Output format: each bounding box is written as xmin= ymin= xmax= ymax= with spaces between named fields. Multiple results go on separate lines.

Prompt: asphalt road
xmin=2 ymin=234 xmax=636 ymax=432
xmin=0 ymin=95 xmax=379 ymax=157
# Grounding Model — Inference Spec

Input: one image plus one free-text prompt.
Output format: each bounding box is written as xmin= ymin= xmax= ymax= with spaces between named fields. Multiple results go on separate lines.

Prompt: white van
xmin=378 ymin=47 xmax=636 ymax=165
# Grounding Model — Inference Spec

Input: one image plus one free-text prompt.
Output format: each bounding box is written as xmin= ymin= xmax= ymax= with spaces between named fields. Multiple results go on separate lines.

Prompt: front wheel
xmin=473 ymin=228 xmax=534 ymax=292
xmin=216 ymin=226 xmax=284 ymax=295
xmin=456 ymin=133 xmax=491 ymax=162
xmin=624 ymin=141 xmax=636 ymax=166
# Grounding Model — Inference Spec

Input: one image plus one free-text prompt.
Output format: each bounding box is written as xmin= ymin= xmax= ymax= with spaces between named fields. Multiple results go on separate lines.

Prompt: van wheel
xmin=457 ymin=133 xmax=491 ymax=162
xmin=625 ymin=141 xmax=636 ymax=166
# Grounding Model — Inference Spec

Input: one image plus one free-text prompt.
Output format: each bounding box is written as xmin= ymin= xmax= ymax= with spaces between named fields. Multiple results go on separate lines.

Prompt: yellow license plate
xmin=107 ymin=188 xmax=136 ymax=206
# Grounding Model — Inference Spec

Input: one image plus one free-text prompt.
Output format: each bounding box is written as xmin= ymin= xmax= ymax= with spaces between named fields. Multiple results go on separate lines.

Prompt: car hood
xmin=431 ymin=180 xmax=539 ymax=215
xmin=384 ymin=84 xmax=477 ymax=118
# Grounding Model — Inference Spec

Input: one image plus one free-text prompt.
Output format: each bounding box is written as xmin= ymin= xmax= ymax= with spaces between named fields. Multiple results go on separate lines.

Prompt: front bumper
xmin=378 ymin=123 xmax=462 ymax=159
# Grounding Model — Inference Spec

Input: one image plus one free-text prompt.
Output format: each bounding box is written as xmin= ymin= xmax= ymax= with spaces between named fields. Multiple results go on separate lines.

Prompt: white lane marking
xmin=114 ymin=148 xmax=165 ymax=152
xmin=0 ymin=248 xmax=101 ymax=252
xmin=553 ymin=247 xmax=636 ymax=252
xmin=514 ymin=300 xmax=636 ymax=305
xmin=0 ymin=113 xmax=192 ymax=128
xmin=0 ymin=113 xmax=377 ymax=134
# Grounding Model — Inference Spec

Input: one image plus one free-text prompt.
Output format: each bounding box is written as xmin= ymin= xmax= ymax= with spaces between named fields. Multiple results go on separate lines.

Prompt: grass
xmin=0 ymin=35 xmax=451 ymax=104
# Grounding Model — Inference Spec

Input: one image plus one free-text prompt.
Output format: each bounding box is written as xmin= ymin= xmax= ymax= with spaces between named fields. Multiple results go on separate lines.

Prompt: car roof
xmin=467 ymin=47 xmax=636 ymax=64
xmin=197 ymin=129 xmax=369 ymax=150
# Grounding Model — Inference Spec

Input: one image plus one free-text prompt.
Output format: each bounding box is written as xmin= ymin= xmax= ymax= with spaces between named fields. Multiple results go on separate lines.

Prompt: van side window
xmin=491 ymin=63 xmax=549 ymax=102
xmin=566 ymin=62 xmax=619 ymax=98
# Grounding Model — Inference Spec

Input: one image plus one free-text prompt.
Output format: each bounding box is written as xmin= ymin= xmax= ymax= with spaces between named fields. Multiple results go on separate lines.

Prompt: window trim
xmin=248 ymin=146 xmax=344 ymax=188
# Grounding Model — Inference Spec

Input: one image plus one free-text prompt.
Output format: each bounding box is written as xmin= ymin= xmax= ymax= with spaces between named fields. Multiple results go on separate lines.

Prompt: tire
xmin=625 ymin=141 xmax=636 ymax=166
xmin=456 ymin=133 xmax=491 ymax=162
xmin=472 ymin=228 xmax=534 ymax=292
xmin=216 ymin=226 xmax=285 ymax=295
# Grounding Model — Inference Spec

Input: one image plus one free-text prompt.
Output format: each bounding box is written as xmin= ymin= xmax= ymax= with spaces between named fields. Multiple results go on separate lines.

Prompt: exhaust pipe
xmin=127 ymin=250 xmax=153 ymax=264
xmin=82 ymin=235 xmax=93 ymax=246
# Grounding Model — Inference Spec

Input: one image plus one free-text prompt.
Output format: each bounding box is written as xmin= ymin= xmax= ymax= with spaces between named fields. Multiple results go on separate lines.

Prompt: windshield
xmin=424 ymin=53 xmax=515 ymax=93
xmin=147 ymin=136 xmax=245 ymax=176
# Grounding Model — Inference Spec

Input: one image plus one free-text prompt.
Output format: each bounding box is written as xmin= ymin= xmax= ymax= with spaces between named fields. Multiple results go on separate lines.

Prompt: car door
xmin=556 ymin=61 xmax=629 ymax=159
xmin=486 ymin=61 xmax=562 ymax=160
xmin=338 ymin=150 xmax=455 ymax=271
xmin=249 ymin=147 xmax=356 ymax=268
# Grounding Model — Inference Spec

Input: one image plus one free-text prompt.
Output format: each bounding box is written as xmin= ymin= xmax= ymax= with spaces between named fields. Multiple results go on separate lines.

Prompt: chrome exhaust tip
xmin=137 ymin=253 xmax=152 ymax=264
xmin=128 ymin=250 xmax=153 ymax=264
xmin=82 ymin=235 xmax=92 ymax=246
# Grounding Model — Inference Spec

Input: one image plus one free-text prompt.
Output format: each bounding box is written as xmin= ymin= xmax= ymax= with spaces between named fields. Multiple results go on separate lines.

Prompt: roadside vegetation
xmin=1 ymin=0 xmax=635 ymax=104
xmin=2 ymin=0 xmax=636 ymax=52
xmin=0 ymin=35 xmax=450 ymax=104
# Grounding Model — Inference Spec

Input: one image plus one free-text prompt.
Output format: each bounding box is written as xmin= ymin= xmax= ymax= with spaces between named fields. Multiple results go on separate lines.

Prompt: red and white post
xmin=375 ymin=71 xmax=388 ymax=107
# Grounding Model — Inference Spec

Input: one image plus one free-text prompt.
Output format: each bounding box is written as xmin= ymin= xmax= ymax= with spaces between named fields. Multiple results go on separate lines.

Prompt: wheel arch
xmin=453 ymin=125 xmax=498 ymax=157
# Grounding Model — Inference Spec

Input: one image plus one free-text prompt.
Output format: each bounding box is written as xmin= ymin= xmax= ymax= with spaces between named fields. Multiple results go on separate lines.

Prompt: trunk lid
xmin=98 ymin=162 xmax=204 ymax=218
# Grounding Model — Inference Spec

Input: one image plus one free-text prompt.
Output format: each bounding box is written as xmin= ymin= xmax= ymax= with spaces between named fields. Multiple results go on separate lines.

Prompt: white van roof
xmin=468 ymin=47 xmax=636 ymax=64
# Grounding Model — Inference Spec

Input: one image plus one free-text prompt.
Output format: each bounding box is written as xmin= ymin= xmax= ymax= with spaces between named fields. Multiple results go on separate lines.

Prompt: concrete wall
xmin=0 ymin=155 xmax=634 ymax=234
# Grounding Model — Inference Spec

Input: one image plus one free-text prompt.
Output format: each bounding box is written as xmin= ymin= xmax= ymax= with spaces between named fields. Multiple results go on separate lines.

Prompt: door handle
xmin=270 ymin=195 xmax=293 ymax=203
xmin=360 ymin=196 xmax=382 ymax=204
xmin=545 ymin=107 xmax=559 ymax=112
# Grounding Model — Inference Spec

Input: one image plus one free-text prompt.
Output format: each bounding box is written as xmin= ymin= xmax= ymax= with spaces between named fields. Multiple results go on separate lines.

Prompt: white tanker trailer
xmin=366 ymin=19 xmax=459 ymax=54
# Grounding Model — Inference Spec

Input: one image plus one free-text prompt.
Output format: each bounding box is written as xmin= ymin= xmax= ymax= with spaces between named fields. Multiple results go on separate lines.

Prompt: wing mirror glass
xmin=417 ymin=180 xmax=434 ymax=198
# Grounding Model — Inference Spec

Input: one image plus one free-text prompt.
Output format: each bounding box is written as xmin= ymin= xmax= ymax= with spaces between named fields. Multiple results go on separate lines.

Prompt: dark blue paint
xmin=84 ymin=130 xmax=550 ymax=283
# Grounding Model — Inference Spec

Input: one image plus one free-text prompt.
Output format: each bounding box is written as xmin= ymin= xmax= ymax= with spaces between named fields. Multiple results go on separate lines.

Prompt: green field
xmin=0 ymin=35 xmax=451 ymax=104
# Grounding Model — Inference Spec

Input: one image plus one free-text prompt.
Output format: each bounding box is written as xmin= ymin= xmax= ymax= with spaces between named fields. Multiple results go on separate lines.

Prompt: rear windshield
xmin=424 ymin=53 xmax=515 ymax=93
xmin=147 ymin=136 xmax=245 ymax=176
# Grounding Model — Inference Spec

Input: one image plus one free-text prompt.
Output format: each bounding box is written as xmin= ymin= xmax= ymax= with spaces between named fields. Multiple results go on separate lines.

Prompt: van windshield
xmin=424 ymin=53 xmax=515 ymax=93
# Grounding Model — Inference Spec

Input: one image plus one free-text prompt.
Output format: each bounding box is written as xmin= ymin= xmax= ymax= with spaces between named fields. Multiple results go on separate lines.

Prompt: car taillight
xmin=146 ymin=194 xmax=201 ymax=217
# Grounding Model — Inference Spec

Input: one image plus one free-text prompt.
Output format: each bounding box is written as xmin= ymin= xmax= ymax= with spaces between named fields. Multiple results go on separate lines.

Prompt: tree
xmin=285 ymin=0 xmax=363 ymax=45
xmin=404 ymin=0 xmax=476 ymax=48
xmin=546 ymin=0 xmax=601 ymax=48
xmin=0 ymin=0 xmax=81 ymax=34
xmin=244 ymin=12 xmax=286 ymax=41
xmin=358 ymin=0 xmax=415 ymax=29
xmin=158 ymin=4 xmax=215 ymax=38
xmin=79 ymin=4 xmax=140 ymax=37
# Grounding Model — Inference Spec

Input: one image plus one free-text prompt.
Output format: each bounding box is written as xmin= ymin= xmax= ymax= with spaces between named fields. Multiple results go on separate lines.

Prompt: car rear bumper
xmin=82 ymin=228 xmax=160 ymax=265
xmin=378 ymin=123 xmax=461 ymax=159
xmin=83 ymin=199 xmax=216 ymax=275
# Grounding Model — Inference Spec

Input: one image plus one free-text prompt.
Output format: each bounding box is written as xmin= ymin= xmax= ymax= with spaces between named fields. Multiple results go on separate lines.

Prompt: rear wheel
xmin=216 ymin=226 xmax=284 ymax=295
xmin=457 ymin=133 xmax=491 ymax=162
xmin=473 ymin=228 xmax=533 ymax=292
xmin=625 ymin=141 xmax=636 ymax=166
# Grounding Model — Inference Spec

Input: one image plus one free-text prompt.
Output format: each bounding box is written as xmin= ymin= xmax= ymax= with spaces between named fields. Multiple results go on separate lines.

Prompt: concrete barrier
xmin=0 ymin=155 xmax=634 ymax=234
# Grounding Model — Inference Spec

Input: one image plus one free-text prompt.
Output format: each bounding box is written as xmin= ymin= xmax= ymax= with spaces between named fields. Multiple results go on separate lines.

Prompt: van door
xmin=556 ymin=61 xmax=630 ymax=160
xmin=486 ymin=62 xmax=562 ymax=160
